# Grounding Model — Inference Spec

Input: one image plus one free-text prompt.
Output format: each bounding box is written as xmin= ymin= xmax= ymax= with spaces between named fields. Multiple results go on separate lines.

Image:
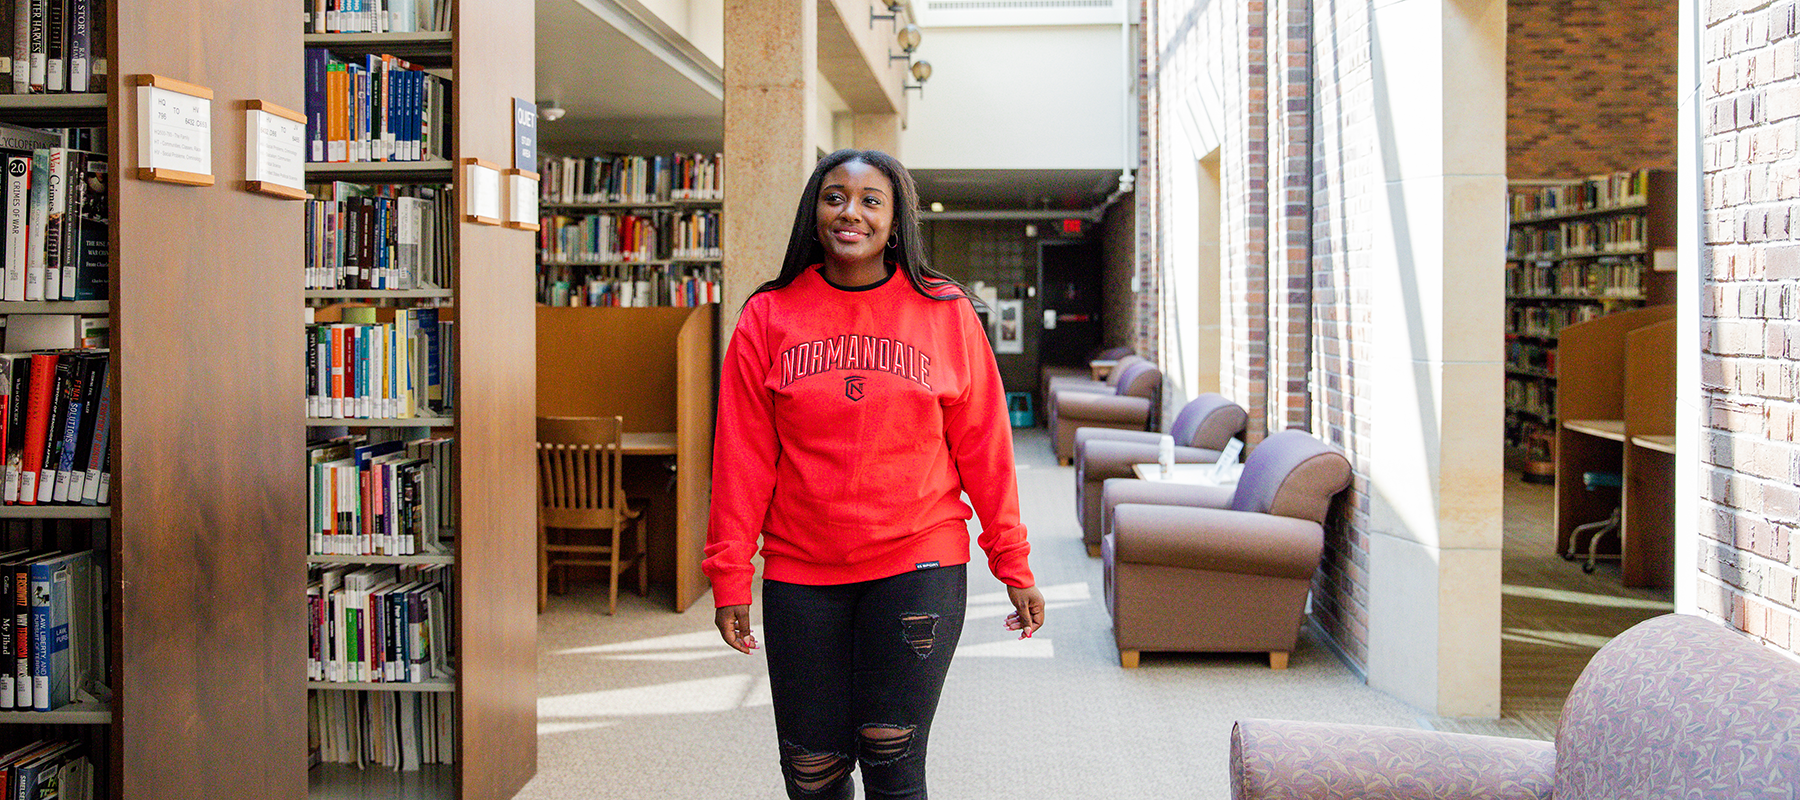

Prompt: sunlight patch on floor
xmin=956 ymin=637 xmax=1055 ymax=658
xmin=1502 ymin=584 xmax=1673 ymax=611
xmin=539 ymin=674 xmax=758 ymax=718
xmin=1502 ymin=628 xmax=1615 ymax=650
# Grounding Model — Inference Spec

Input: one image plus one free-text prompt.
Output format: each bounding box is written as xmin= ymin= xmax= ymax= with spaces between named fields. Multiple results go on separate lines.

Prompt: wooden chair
xmin=536 ymin=416 xmax=647 ymax=614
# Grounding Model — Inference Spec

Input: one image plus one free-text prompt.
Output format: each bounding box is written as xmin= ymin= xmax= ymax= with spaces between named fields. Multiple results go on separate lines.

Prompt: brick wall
xmin=1510 ymin=0 xmax=1680 ymax=178
xmin=1698 ymin=0 xmax=1800 ymax=656
xmin=1146 ymin=0 xmax=1273 ymax=440
xmin=1269 ymin=0 xmax=1314 ymax=432
xmin=1308 ymin=0 xmax=1377 ymax=671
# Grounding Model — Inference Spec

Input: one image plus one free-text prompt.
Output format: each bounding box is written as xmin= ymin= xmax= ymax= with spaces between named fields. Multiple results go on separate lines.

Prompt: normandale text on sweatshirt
xmin=777 ymin=334 xmax=932 ymax=390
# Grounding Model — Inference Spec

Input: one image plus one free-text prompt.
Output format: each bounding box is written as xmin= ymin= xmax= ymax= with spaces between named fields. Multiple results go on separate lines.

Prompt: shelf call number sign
xmin=133 ymin=74 xmax=214 ymax=186
xmin=244 ymin=100 xmax=308 ymax=200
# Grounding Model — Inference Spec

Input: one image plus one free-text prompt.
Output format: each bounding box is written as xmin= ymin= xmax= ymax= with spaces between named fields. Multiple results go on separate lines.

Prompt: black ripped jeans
xmin=762 ymin=564 xmax=967 ymax=800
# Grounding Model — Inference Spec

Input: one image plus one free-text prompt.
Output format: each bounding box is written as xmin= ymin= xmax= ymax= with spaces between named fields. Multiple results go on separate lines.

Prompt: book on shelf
xmin=309 ymin=687 xmax=454 ymax=771
xmin=541 ymin=152 xmax=724 ymax=205
xmin=304 ymin=0 xmax=449 ymax=34
xmin=1509 ymin=169 xmax=1656 ymax=219
xmin=304 ymin=48 xmax=449 ymax=164
xmin=305 ymin=307 xmax=449 ymax=420
xmin=1 ymin=739 xmax=91 ymax=800
xmin=0 ymin=131 xmax=107 ymax=303
xmin=308 ymin=432 xmax=452 ymax=557
xmin=307 ymin=562 xmax=452 ymax=685
xmin=9 ymin=549 xmax=34 ymax=708
xmin=27 ymin=548 xmax=94 ymax=711
xmin=306 ymin=181 xmax=452 ymax=290
xmin=0 ymin=0 xmax=101 ymax=94
xmin=538 ymin=207 xmax=720 ymax=264
xmin=0 ymin=349 xmax=105 ymax=506
xmin=539 ymin=262 xmax=720 ymax=308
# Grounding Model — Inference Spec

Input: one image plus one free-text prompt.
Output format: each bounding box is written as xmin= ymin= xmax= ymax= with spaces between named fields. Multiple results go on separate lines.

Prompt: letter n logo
xmin=844 ymin=375 xmax=866 ymax=402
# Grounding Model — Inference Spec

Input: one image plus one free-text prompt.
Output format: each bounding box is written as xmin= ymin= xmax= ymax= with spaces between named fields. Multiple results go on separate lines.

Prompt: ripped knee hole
xmin=858 ymin=724 xmax=917 ymax=765
xmin=780 ymin=744 xmax=852 ymax=793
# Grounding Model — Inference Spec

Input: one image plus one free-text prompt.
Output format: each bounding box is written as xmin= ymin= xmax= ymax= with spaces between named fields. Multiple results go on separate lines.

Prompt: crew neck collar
xmin=817 ymin=263 xmax=898 ymax=293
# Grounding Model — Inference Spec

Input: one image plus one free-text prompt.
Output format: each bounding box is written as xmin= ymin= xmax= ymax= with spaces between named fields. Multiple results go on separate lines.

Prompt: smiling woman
xmin=703 ymin=149 xmax=1047 ymax=800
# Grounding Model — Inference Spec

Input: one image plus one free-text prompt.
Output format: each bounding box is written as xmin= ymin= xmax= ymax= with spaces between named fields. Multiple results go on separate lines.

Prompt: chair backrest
xmin=536 ymin=415 xmax=628 ymax=530
xmin=1093 ymin=345 xmax=1134 ymax=362
xmin=1228 ymin=429 xmax=1352 ymax=523
xmin=1104 ymin=354 xmax=1146 ymax=386
xmin=1554 ymin=613 xmax=1800 ymax=798
xmin=1114 ymin=361 xmax=1161 ymax=399
xmin=1170 ymin=393 xmax=1249 ymax=450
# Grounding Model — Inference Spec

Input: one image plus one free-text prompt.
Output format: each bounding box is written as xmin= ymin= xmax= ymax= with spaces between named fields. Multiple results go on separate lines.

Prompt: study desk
xmin=1554 ymin=309 xmax=1676 ymax=589
xmin=538 ymin=305 xmax=717 ymax=611
xmin=621 ymin=432 xmax=677 ymax=456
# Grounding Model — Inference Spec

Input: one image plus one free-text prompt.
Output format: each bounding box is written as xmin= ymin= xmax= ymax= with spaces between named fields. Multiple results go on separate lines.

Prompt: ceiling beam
xmin=571 ymin=0 xmax=725 ymax=100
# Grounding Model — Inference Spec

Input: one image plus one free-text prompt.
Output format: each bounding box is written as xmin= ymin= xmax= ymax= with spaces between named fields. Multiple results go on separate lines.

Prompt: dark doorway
xmin=1037 ymin=239 xmax=1103 ymax=368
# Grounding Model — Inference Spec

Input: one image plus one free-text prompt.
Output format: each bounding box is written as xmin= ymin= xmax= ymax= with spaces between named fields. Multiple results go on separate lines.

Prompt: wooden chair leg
xmin=1269 ymin=651 xmax=1289 ymax=670
xmin=1119 ymin=650 xmax=1139 ymax=669
xmin=634 ymin=514 xmax=649 ymax=597
xmin=608 ymin=526 xmax=622 ymax=616
xmin=537 ymin=519 xmax=549 ymax=613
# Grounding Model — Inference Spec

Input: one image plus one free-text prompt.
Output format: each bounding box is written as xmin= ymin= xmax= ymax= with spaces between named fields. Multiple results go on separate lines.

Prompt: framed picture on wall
xmin=994 ymin=299 xmax=1024 ymax=355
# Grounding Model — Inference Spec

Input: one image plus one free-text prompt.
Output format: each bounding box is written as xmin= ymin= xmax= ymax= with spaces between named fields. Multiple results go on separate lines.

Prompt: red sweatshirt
xmin=703 ymin=265 xmax=1034 ymax=608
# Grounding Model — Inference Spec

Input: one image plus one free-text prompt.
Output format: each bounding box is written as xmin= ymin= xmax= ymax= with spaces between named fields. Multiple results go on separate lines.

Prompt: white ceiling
xmin=535 ymin=0 xmax=724 ymax=153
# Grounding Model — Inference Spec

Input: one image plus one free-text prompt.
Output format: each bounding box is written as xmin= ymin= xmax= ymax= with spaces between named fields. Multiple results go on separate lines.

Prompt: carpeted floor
xmin=518 ymin=429 xmax=1670 ymax=798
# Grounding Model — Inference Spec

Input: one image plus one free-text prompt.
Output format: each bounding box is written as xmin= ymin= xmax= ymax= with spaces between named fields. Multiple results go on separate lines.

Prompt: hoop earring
xmin=886 ymin=236 xmax=899 ymax=249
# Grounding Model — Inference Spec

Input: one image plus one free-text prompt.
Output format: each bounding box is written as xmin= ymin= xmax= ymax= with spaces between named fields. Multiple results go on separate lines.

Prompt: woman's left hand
xmin=1004 ymin=584 xmax=1045 ymax=638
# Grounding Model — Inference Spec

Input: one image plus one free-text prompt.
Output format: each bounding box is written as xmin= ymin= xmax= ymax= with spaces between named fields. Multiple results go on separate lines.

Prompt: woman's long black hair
xmin=751 ymin=148 xmax=973 ymax=305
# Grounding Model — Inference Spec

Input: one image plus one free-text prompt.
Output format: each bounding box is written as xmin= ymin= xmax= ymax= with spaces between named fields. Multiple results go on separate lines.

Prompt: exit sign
xmin=1061 ymin=219 xmax=1082 ymax=234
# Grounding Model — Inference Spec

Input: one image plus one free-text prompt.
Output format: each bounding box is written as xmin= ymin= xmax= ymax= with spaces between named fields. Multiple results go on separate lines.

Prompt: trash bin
xmin=1006 ymin=392 xmax=1033 ymax=427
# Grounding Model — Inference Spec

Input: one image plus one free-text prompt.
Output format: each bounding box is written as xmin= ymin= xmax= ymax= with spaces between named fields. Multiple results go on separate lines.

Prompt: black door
xmin=1037 ymin=239 xmax=1102 ymax=367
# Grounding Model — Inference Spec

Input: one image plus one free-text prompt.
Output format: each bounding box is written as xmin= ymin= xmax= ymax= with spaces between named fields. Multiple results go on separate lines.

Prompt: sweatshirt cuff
xmin=711 ymin=577 xmax=752 ymax=608
xmin=987 ymin=540 xmax=1035 ymax=589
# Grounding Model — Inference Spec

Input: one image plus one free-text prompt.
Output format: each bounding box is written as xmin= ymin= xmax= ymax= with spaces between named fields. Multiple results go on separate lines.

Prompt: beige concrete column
xmin=723 ymin=0 xmax=818 ymax=335
xmin=1362 ymin=0 xmax=1506 ymax=718
xmin=852 ymin=112 xmax=903 ymax=157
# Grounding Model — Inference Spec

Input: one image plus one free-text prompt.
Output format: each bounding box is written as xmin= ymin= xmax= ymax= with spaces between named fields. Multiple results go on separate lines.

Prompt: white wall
xmin=627 ymin=0 xmax=723 ymax=66
xmin=901 ymin=25 xmax=1131 ymax=170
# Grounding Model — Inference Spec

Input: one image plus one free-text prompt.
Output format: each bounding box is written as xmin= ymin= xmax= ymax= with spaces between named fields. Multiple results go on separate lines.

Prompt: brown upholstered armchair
xmin=1045 ymin=353 xmax=1144 ymax=396
xmin=1073 ymin=393 xmax=1248 ymax=555
xmin=1048 ymin=360 xmax=1162 ymax=464
xmin=1101 ymin=429 xmax=1351 ymax=668
xmin=1230 ymin=614 xmax=1800 ymax=799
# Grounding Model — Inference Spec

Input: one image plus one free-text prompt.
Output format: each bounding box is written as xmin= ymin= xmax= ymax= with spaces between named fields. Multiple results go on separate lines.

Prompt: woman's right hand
xmin=715 ymin=604 xmax=759 ymax=654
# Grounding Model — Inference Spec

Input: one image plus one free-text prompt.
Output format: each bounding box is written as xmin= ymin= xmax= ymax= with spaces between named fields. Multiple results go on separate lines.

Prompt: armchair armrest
xmin=1230 ymin=719 xmax=1554 ymax=800
xmin=1057 ymin=393 xmax=1152 ymax=424
xmin=1100 ymin=478 xmax=1234 ymax=541
xmin=1048 ymin=376 xmax=1111 ymax=394
xmin=1079 ymin=438 xmax=1223 ymax=482
xmin=1075 ymin=427 xmax=1169 ymax=450
xmin=1111 ymin=505 xmax=1322 ymax=579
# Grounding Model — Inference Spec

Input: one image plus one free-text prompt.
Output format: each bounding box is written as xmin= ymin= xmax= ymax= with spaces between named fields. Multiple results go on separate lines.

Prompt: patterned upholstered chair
xmin=1229 ymin=613 xmax=1800 ymax=799
xmin=1048 ymin=361 xmax=1162 ymax=464
xmin=1073 ymin=393 xmax=1248 ymax=555
xmin=1101 ymin=429 xmax=1351 ymax=668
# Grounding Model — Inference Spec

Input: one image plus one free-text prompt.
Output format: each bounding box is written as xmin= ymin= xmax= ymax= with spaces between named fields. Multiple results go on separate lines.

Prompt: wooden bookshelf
xmin=302 ymin=8 xmax=537 ymax=799
xmin=114 ymin=0 xmax=309 ymax=798
xmin=304 ymin=417 xmax=457 ymax=428
xmin=1504 ymin=170 xmax=1675 ymax=471
xmin=0 ymin=702 xmax=112 ymax=725
xmin=295 ymin=6 xmax=529 ymax=800
xmin=0 ymin=505 xmax=111 ymax=519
